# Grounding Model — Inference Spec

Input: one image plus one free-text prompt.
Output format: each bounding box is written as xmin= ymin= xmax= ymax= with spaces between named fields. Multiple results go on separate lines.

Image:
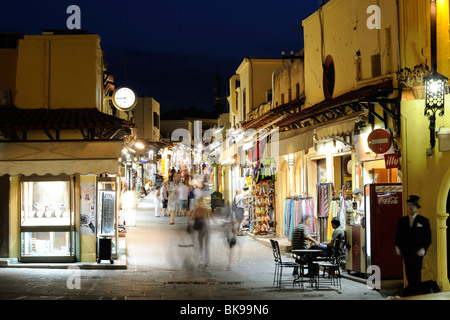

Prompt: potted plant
xmin=397 ymin=63 xmax=430 ymax=100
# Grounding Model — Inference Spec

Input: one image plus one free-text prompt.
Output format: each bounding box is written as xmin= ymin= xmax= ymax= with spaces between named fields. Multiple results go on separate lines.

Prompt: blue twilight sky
xmin=0 ymin=0 xmax=321 ymax=113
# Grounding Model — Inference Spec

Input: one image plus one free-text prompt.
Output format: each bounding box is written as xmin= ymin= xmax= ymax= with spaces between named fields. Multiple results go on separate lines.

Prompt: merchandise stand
xmin=244 ymin=157 xmax=277 ymax=235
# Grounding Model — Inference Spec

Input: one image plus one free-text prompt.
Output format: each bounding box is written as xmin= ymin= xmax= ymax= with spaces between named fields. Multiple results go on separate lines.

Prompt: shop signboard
xmin=384 ymin=153 xmax=400 ymax=169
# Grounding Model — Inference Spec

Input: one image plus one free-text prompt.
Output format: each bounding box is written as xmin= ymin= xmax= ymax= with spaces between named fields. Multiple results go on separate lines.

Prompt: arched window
xmin=323 ymin=55 xmax=335 ymax=99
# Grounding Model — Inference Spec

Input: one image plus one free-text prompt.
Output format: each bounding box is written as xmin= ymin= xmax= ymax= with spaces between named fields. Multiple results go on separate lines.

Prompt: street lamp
xmin=425 ymin=71 xmax=447 ymax=149
xmin=425 ymin=0 xmax=448 ymax=150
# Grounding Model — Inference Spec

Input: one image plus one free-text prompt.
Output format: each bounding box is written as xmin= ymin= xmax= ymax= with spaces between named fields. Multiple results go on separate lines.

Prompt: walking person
xmin=120 ymin=186 xmax=138 ymax=227
xmin=177 ymin=181 xmax=190 ymax=216
xmin=395 ymin=195 xmax=432 ymax=296
xmin=168 ymin=185 xmax=177 ymax=224
xmin=154 ymin=186 xmax=162 ymax=217
xmin=232 ymin=189 xmax=245 ymax=236
xmin=224 ymin=209 xmax=237 ymax=269
xmin=189 ymin=198 xmax=210 ymax=267
xmin=160 ymin=182 xmax=169 ymax=217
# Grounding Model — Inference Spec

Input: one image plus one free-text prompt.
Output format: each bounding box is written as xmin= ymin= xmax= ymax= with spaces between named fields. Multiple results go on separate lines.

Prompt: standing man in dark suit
xmin=395 ymin=195 xmax=432 ymax=296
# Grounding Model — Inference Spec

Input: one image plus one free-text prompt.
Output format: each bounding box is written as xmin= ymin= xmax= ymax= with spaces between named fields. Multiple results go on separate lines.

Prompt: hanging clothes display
xmin=316 ymin=183 xmax=333 ymax=217
xmin=283 ymin=197 xmax=315 ymax=241
xmin=326 ymin=200 xmax=340 ymax=242
xmin=315 ymin=183 xmax=334 ymax=242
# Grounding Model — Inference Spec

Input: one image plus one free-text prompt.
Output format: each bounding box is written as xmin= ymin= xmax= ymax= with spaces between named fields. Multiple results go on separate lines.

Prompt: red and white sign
xmin=375 ymin=184 xmax=402 ymax=192
xmin=367 ymin=129 xmax=392 ymax=154
xmin=384 ymin=153 xmax=400 ymax=169
xmin=378 ymin=196 xmax=400 ymax=205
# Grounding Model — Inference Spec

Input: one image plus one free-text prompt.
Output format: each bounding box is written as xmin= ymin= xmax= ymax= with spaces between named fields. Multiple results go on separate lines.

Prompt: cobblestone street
xmin=0 ymin=196 xmax=385 ymax=302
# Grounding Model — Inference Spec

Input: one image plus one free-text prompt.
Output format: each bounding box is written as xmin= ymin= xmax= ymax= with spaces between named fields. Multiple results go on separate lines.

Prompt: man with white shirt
xmin=177 ymin=181 xmax=190 ymax=216
xmin=395 ymin=195 xmax=431 ymax=296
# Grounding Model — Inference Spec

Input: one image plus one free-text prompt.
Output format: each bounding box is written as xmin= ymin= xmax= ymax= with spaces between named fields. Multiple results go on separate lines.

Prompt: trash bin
xmin=97 ymin=236 xmax=114 ymax=264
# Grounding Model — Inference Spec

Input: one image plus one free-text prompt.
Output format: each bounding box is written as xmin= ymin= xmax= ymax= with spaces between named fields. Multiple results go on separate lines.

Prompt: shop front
xmin=0 ymin=140 xmax=123 ymax=263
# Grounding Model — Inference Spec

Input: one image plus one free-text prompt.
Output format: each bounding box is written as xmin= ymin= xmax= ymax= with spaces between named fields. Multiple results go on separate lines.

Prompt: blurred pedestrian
xmin=120 ymin=186 xmax=138 ymax=227
xmin=189 ymin=198 xmax=210 ymax=267
xmin=177 ymin=181 xmax=190 ymax=216
xmin=168 ymin=185 xmax=178 ymax=225
xmin=188 ymin=184 xmax=195 ymax=214
xmin=160 ymin=182 xmax=169 ymax=217
xmin=232 ymin=189 xmax=245 ymax=236
xmin=154 ymin=186 xmax=162 ymax=217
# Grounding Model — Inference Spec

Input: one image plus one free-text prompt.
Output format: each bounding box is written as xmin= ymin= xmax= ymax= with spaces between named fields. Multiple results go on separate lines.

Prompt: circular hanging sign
xmin=367 ymin=129 xmax=392 ymax=154
xmin=112 ymin=87 xmax=138 ymax=111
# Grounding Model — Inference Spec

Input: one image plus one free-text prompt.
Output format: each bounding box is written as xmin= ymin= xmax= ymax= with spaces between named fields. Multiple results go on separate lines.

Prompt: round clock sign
xmin=112 ymin=87 xmax=137 ymax=111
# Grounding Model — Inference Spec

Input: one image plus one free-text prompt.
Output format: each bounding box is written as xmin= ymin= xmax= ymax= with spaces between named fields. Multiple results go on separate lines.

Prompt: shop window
xmin=20 ymin=177 xmax=75 ymax=262
xmin=21 ymin=231 xmax=71 ymax=257
xmin=21 ymin=180 xmax=72 ymax=227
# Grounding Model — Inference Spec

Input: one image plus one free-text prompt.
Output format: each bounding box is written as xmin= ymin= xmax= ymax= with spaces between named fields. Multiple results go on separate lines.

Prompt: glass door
xmin=20 ymin=176 xmax=75 ymax=262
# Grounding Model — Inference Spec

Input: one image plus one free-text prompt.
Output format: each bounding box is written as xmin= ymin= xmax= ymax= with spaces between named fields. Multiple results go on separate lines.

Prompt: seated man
xmin=291 ymin=215 xmax=320 ymax=275
xmin=298 ymin=217 xmax=344 ymax=277
xmin=310 ymin=218 xmax=345 ymax=257
xmin=291 ymin=215 xmax=320 ymax=250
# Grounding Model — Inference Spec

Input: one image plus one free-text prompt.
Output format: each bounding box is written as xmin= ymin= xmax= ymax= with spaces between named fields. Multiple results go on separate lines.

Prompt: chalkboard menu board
xmin=100 ymin=191 xmax=115 ymax=235
xmin=211 ymin=191 xmax=223 ymax=209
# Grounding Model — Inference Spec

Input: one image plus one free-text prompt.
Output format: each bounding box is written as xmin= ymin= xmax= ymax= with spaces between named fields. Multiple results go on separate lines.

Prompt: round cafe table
xmin=291 ymin=249 xmax=324 ymax=289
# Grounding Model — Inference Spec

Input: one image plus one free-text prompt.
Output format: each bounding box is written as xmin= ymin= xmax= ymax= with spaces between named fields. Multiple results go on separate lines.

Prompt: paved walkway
xmin=0 ymin=195 xmax=387 ymax=301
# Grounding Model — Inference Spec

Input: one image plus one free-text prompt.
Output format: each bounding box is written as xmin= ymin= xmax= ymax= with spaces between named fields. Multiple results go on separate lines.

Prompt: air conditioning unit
xmin=0 ymin=88 xmax=11 ymax=106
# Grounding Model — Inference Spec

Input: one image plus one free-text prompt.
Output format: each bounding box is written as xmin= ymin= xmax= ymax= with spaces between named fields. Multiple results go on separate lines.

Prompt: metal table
xmin=291 ymin=249 xmax=324 ymax=289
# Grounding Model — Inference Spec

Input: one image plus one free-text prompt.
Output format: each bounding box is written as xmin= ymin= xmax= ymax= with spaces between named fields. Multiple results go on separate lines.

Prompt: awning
xmin=0 ymin=140 xmax=122 ymax=176
xmin=315 ymin=117 xmax=357 ymax=140
xmin=279 ymin=128 xmax=314 ymax=156
xmin=278 ymin=115 xmax=359 ymax=156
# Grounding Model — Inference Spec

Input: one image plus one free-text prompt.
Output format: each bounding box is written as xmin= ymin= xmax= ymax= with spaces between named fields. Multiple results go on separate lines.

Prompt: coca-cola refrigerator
xmin=364 ymin=183 xmax=403 ymax=279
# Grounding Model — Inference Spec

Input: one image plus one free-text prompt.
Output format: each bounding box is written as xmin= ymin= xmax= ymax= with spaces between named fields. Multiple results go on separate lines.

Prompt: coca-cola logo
xmin=378 ymin=196 xmax=399 ymax=205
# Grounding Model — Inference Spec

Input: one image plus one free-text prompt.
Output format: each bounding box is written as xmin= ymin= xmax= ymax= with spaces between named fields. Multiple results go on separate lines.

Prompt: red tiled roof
xmin=242 ymin=97 xmax=305 ymax=129
xmin=275 ymin=80 xmax=393 ymax=127
xmin=0 ymin=105 xmax=134 ymax=131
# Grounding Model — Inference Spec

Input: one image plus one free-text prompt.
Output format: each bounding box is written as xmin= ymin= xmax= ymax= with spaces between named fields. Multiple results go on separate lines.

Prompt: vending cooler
xmin=365 ymin=183 xmax=403 ymax=279
xmin=346 ymin=183 xmax=404 ymax=279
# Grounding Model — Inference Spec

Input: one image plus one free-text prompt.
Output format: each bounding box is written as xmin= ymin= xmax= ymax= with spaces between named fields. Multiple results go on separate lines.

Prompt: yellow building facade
xmin=0 ymin=33 xmax=131 ymax=264
xmin=398 ymin=0 xmax=450 ymax=291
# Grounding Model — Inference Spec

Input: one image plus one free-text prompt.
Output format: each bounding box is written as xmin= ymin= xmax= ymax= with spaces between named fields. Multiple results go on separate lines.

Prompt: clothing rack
xmin=283 ymin=197 xmax=316 ymax=241
xmin=285 ymin=195 xmax=313 ymax=200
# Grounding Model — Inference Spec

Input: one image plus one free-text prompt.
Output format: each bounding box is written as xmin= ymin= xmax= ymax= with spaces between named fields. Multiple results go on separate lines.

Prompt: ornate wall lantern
xmin=425 ymin=0 xmax=448 ymax=150
xmin=425 ymin=71 xmax=448 ymax=149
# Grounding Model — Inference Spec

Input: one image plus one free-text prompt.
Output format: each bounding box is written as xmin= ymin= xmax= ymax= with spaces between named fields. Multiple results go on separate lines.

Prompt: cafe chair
xmin=315 ymin=239 xmax=343 ymax=289
xmin=270 ymin=239 xmax=299 ymax=288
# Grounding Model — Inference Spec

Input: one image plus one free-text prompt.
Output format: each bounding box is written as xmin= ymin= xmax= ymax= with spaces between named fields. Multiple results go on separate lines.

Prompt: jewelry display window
xmin=20 ymin=176 xmax=75 ymax=262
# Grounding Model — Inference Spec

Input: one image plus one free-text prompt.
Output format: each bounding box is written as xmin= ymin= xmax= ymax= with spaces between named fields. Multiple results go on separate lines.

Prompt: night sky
xmin=1 ymin=0 xmax=321 ymax=113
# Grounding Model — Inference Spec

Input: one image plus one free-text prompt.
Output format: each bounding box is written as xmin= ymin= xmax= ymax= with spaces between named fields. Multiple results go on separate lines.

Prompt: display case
xmin=96 ymin=177 xmax=119 ymax=260
xmin=20 ymin=176 xmax=75 ymax=262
